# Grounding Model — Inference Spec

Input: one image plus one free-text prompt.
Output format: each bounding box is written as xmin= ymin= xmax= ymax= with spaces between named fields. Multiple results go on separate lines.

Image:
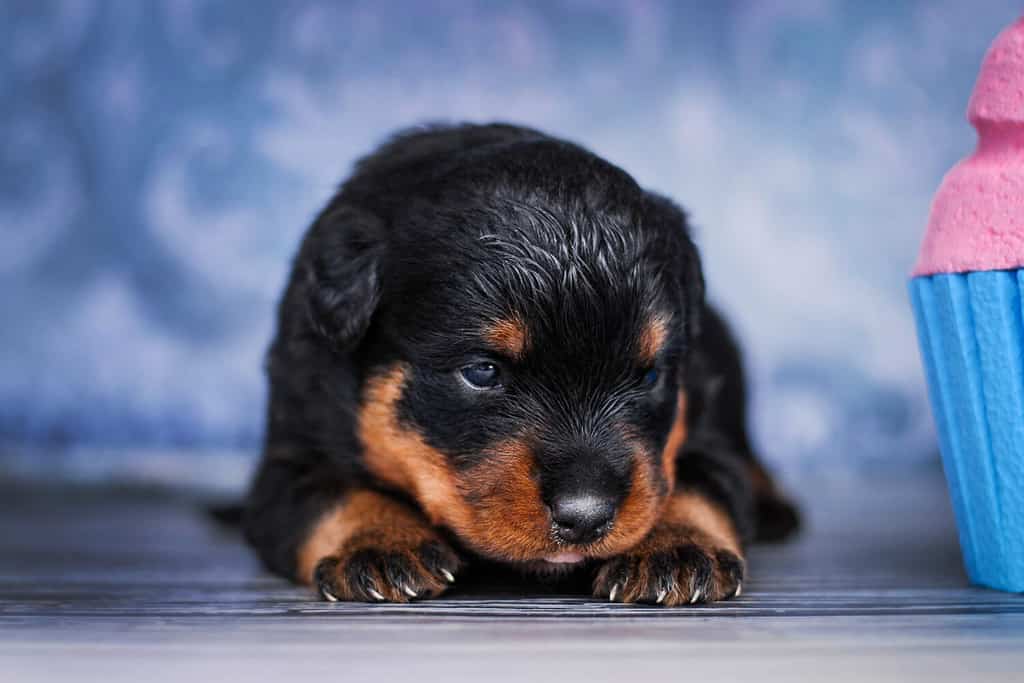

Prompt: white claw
xmin=402 ymin=585 xmax=417 ymax=598
xmin=440 ymin=569 xmax=455 ymax=583
xmin=321 ymin=589 xmax=339 ymax=603
xmin=368 ymin=588 xmax=386 ymax=601
xmin=690 ymin=587 xmax=701 ymax=604
xmin=734 ymin=582 xmax=742 ymax=598
xmin=656 ymin=590 xmax=667 ymax=604
xmin=609 ymin=584 xmax=620 ymax=602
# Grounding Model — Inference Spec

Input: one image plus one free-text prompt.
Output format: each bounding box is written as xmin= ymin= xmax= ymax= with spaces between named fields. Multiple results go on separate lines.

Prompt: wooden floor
xmin=1 ymin=470 xmax=1022 ymax=682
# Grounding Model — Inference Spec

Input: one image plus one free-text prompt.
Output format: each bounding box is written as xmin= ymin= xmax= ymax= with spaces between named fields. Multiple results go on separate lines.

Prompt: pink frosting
xmin=913 ymin=16 xmax=1024 ymax=276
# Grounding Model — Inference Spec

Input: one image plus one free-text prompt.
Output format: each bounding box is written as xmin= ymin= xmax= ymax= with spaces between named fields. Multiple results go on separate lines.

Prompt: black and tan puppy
xmin=243 ymin=123 xmax=798 ymax=606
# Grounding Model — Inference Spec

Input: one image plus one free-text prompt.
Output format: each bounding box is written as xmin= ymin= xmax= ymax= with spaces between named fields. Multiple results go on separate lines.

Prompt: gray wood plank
xmin=0 ymin=469 xmax=1022 ymax=682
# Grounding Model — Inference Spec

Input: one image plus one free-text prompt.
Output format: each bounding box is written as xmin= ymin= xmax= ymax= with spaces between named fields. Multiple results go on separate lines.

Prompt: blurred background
xmin=1 ymin=0 xmax=1020 ymax=490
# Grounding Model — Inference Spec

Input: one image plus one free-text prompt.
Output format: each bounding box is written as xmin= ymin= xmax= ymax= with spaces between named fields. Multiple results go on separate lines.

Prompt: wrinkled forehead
xmin=389 ymin=246 xmax=677 ymax=371
xmin=384 ymin=193 xmax=683 ymax=360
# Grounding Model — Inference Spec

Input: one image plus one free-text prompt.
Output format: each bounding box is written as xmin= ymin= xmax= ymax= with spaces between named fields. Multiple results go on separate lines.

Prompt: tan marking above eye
xmin=484 ymin=316 xmax=529 ymax=360
xmin=638 ymin=314 xmax=671 ymax=365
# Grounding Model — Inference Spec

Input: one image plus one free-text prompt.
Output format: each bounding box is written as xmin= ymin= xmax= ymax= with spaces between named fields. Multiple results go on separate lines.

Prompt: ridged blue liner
xmin=910 ymin=270 xmax=1024 ymax=593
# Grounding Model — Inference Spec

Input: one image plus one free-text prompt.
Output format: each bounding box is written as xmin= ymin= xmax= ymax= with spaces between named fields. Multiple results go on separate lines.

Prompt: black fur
xmin=242 ymin=122 xmax=798 ymax=589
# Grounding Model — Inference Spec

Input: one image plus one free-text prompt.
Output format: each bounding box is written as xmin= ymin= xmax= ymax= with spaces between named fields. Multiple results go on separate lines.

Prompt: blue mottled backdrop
xmin=2 ymin=0 xmax=1020 ymax=485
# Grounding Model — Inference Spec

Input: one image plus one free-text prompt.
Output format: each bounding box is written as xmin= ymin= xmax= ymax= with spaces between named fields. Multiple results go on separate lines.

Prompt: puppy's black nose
xmin=550 ymin=494 xmax=616 ymax=544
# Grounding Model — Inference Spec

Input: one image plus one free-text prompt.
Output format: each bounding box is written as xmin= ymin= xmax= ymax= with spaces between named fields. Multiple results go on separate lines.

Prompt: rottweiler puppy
xmin=243 ymin=123 xmax=798 ymax=605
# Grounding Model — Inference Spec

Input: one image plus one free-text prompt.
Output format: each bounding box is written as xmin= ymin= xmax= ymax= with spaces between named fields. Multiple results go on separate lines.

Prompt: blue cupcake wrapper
xmin=910 ymin=270 xmax=1024 ymax=593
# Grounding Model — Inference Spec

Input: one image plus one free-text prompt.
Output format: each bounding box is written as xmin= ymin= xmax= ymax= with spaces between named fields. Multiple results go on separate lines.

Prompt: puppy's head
xmin=304 ymin=138 xmax=703 ymax=571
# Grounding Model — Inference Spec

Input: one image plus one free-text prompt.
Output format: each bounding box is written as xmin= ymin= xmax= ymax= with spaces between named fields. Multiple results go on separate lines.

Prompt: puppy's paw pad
xmin=593 ymin=538 xmax=744 ymax=607
xmin=314 ymin=538 xmax=462 ymax=603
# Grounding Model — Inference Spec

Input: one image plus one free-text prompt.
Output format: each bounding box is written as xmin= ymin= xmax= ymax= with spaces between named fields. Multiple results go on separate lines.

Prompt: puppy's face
xmin=352 ymin=192 xmax=701 ymax=572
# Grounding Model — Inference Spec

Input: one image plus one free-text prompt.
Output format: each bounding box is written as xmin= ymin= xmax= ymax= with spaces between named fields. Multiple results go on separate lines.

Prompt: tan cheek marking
xmin=638 ymin=314 xmax=670 ymax=365
xmin=662 ymin=492 xmax=742 ymax=556
xmin=595 ymin=390 xmax=688 ymax=558
xmin=484 ymin=316 xmax=529 ymax=359
xmin=593 ymin=453 xmax=664 ymax=558
xmin=661 ymin=391 xmax=688 ymax=489
xmin=455 ymin=439 xmax=552 ymax=561
xmin=357 ymin=364 xmax=467 ymax=528
xmin=357 ymin=366 xmax=553 ymax=561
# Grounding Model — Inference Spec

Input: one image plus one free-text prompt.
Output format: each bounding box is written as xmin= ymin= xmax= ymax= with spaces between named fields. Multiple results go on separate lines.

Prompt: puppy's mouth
xmin=543 ymin=551 xmax=587 ymax=565
xmin=513 ymin=553 xmax=593 ymax=579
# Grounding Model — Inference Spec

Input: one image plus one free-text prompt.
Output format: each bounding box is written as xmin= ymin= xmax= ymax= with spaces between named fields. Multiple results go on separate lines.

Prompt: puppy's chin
xmin=510 ymin=552 xmax=593 ymax=580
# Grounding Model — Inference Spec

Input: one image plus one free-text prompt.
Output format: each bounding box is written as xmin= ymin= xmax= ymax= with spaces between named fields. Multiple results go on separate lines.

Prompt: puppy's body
xmin=243 ymin=123 xmax=797 ymax=605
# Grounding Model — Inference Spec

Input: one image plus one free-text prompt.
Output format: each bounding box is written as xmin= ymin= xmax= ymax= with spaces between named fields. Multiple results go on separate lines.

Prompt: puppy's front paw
xmin=593 ymin=525 xmax=744 ymax=606
xmin=314 ymin=535 xmax=462 ymax=603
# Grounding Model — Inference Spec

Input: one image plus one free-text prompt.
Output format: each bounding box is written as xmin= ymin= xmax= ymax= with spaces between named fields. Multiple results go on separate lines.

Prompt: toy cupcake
xmin=909 ymin=16 xmax=1024 ymax=593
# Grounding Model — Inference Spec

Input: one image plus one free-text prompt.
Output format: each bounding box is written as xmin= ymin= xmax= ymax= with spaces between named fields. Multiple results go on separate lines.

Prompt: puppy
xmin=242 ymin=123 xmax=798 ymax=605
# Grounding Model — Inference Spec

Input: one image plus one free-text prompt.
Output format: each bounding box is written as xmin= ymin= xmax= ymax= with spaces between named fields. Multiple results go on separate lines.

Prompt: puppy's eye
xmin=642 ymin=368 xmax=660 ymax=388
xmin=459 ymin=362 xmax=502 ymax=390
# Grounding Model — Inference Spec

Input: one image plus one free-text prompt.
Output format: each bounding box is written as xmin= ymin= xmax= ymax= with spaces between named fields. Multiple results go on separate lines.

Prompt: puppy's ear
xmin=645 ymin=194 xmax=705 ymax=342
xmin=678 ymin=233 xmax=706 ymax=343
xmin=302 ymin=204 xmax=385 ymax=351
